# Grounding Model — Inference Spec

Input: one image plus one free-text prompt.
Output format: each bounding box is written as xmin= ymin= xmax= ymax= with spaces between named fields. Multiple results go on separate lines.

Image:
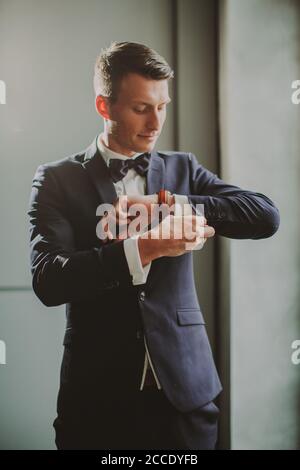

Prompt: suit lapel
xmin=82 ymin=137 xmax=117 ymax=204
xmin=146 ymin=151 xmax=166 ymax=195
xmin=82 ymin=136 xmax=166 ymax=202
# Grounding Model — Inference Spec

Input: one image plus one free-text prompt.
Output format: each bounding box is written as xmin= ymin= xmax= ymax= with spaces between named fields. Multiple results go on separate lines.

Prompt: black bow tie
xmin=108 ymin=153 xmax=151 ymax=183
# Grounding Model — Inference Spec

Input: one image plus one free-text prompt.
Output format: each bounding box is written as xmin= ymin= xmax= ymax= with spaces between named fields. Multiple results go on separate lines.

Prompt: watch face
xmin=160 ymin=190 xmax=166 ymax=204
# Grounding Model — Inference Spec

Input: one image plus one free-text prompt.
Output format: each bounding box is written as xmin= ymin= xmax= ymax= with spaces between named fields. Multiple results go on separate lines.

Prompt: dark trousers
xmin=54 ymin=386 xmax=219 ymax=450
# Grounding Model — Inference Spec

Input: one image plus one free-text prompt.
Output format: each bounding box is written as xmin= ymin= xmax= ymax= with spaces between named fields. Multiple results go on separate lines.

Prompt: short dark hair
xmin=93 ymin=41 xmax=174 ymax=103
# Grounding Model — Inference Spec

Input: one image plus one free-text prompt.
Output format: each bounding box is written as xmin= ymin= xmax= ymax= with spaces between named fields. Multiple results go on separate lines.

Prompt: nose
xmin=146 ymin=110 xmax=160 ymax=131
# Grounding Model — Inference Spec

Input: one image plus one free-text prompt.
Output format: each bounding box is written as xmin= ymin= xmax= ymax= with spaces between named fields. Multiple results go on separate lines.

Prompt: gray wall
xmin=219 ymin=0 xmax=300 ymax=450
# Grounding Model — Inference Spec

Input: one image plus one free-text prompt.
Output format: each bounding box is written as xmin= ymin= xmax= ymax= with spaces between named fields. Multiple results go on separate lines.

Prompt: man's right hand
xmin=138 ymin=214 xmax=215 ymax=266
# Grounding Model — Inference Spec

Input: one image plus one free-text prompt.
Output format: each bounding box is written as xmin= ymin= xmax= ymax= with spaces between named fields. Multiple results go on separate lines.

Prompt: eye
xmin=133 ymin=107 xmax=145 ymax=114
xmin=133 ymin=104 xmax=166 ymax=114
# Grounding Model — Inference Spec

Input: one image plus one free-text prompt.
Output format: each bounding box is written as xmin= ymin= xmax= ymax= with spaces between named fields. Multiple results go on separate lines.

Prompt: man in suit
xmin=28 ymin=41 xmax=280 ymax=450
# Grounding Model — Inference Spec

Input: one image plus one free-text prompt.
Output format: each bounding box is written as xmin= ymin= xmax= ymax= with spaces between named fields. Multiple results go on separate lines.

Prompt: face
xmin=96 ymin=72 xmax=171 ymax=157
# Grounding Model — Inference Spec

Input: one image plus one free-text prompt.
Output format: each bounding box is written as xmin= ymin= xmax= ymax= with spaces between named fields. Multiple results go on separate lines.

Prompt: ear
xmin=95 ymin=95 xmax=111 ymax=120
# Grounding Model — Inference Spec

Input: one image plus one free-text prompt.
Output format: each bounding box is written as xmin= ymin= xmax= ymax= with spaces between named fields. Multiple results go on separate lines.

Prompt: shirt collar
xmin=97 ymin=133 xmax=144 ymax=166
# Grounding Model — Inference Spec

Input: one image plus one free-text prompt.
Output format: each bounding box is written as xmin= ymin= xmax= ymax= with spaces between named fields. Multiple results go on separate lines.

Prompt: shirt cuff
xmin=173 ymin=194 xmax=193 ymax=216
xmin=123 ymin=236 xmax=151 ymax=285
xmin=174 ymin=194 xmax=207 ymax=251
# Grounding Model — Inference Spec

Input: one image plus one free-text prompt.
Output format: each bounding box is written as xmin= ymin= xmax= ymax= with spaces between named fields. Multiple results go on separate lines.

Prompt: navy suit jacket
xmin=28 ymin=137 xmax=280 ymax=417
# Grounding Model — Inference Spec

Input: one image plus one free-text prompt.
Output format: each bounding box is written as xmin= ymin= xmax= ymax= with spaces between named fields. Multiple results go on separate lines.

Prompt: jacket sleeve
xmin=187 ymin=153 xmax=280 ymax=239
xmin=28 ymin=164 xmax=132 ymax=307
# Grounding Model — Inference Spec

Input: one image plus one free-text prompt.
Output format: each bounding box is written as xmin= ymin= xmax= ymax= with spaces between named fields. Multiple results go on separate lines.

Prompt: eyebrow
xmin=132 ymin=98 xmax=172 ymax=106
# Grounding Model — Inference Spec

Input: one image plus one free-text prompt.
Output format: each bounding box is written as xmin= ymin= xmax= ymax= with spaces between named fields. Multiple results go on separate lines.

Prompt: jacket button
xmin=139 ymin=290 xmax=146 ymax=301
xmin=136 ymin=330 xmax=142 ymax=340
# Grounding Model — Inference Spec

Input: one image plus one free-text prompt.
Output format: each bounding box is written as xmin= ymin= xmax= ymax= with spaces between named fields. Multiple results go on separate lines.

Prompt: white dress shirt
xmin=97 ymin=133 xmax=191 ymax=390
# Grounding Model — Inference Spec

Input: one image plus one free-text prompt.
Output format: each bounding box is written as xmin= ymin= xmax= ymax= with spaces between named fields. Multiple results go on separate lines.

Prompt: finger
xmin=116 ymin=227 xmax=129 ymax=240
xmin=184 ymin=235 xmax=208 ymax=251
xmin=194 ymin=237 xmax=207 ymax=250
xmin=117 ymin=208 xmax=129 ymax=225
xmin=189 ymin=215 xmax=206 ymax=234
xmin=107 ymin=229 xmax=114 ymax=240
xmin=117 ymin=195 xmax=129 ymax=214
xmin=109 ymin=205 xmax=129 ymax=226
xmin=194 ymin=215 xmax=206 ymax=227
xmin=203 ymin=225 xmax=215 ymax=238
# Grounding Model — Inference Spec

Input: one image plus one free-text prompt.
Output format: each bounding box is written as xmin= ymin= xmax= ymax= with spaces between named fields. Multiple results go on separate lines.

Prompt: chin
xmin=134 ymin=135 xmax=158 ymax=151
xmin=140 ymin=141 xmax=156 ymax=152
xmin=133 ymin=144 xmax=152 ymax=154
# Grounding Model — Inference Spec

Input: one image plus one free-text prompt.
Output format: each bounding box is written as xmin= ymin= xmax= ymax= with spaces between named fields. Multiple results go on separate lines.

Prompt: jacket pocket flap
xmin=176 ymin=308 xmax=205 ymax=325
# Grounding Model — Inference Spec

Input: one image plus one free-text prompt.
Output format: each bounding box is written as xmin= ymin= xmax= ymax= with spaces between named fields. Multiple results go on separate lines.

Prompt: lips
xmin=138 ymin=134 xmax=158 ymax=138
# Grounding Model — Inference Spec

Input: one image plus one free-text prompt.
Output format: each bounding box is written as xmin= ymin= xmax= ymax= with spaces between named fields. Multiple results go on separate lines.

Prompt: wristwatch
xmin=157 ymin=189 xmax=172 ymax=206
